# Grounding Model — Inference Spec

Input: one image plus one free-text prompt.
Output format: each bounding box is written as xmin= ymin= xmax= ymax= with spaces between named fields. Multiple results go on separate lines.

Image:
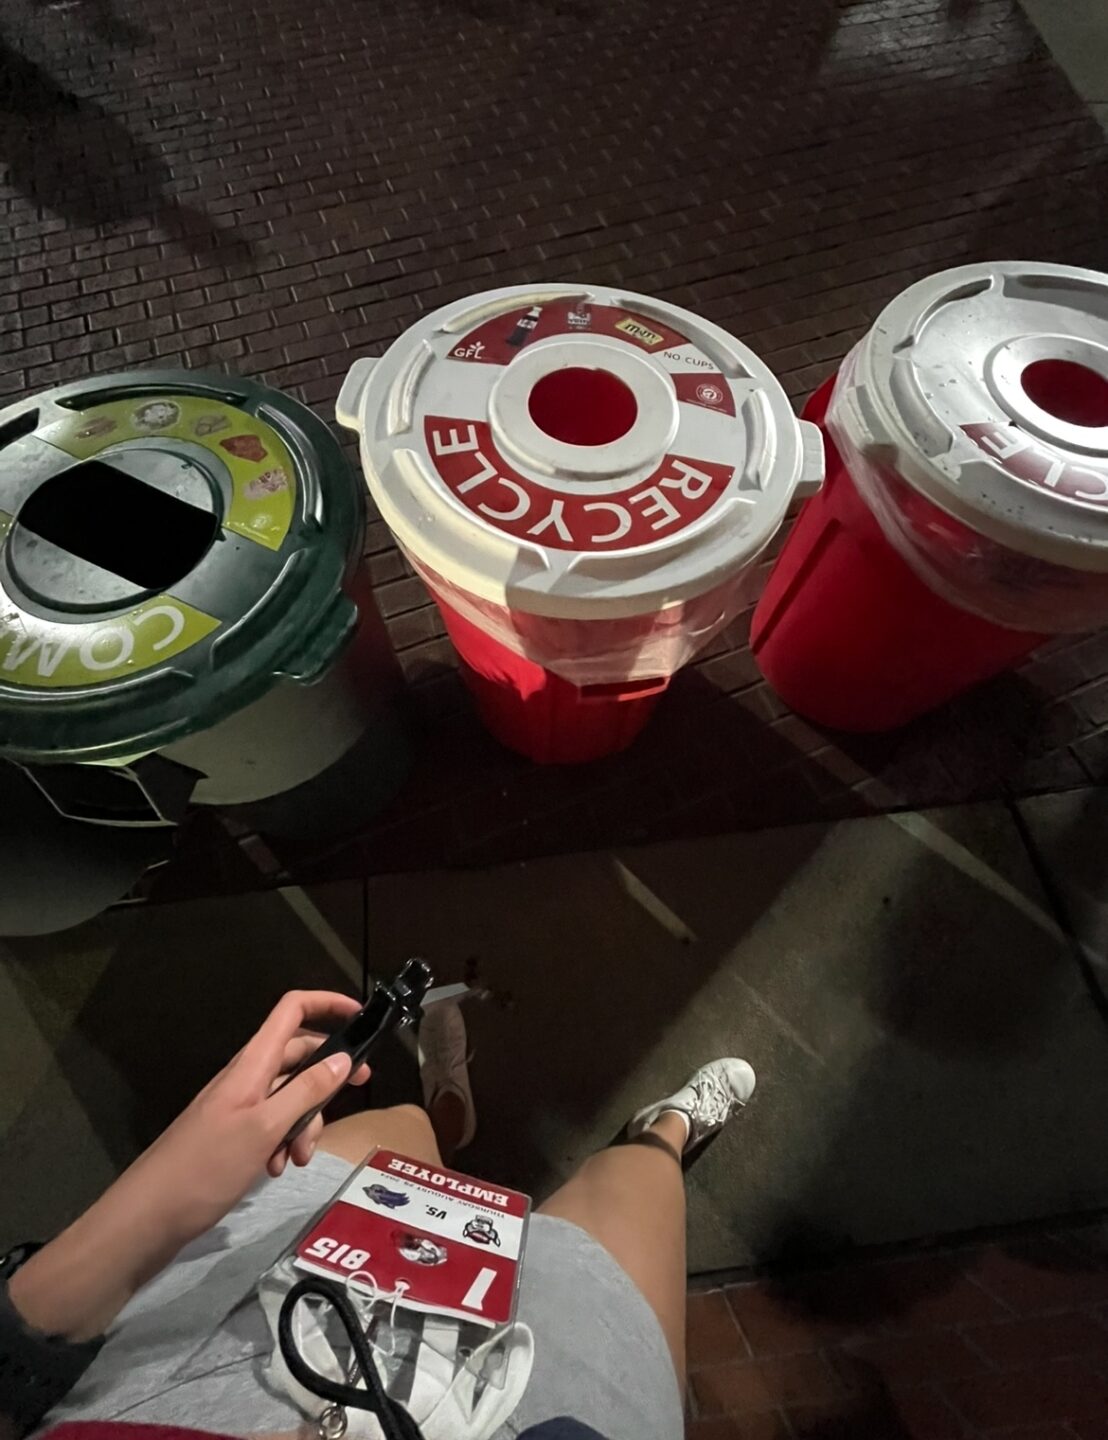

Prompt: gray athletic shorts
xmin=47 ymin=1154 xmax=683 ymax=1440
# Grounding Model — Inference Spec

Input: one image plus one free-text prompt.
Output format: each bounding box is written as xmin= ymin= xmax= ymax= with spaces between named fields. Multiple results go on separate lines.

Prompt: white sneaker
xmin=418 ymin=1000 xmax=476 ymax=1150
xmin=628 ymin=1058 xmax=756 ymax=1154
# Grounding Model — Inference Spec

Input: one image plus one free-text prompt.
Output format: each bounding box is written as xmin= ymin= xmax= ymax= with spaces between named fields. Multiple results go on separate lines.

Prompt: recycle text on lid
xmin=339 ymin=284 xmax=823 ymax=618
xmin=425 ymin=416 xmax=733 ymax=550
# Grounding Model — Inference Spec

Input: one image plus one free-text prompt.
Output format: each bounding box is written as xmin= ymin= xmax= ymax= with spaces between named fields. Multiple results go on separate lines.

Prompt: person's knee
xmin=389 ymin=1103 xmax=435 ymax=1143
xmin=380 ymin=1103 xmax=443 ymax=1166
xmin=318 ymin=1103 xmax=438 ymax=1166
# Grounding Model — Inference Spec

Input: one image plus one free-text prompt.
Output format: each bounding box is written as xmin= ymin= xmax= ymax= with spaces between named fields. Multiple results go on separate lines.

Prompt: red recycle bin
xmin=338 ymin=285 xmax=824 ymax=763
xmin=751 ymin=262 xmax=1108 ymax=732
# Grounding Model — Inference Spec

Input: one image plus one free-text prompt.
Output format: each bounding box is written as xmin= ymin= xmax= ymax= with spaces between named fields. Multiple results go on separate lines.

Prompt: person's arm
xmin=7 ymin=1169 xmax=203 ymax=1346
xmin=1 ymin=990 xmax=370 ymax=1433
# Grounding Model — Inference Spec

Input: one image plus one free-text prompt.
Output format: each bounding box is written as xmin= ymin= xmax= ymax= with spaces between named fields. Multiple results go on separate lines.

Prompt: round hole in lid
xmin=528 ymin=366 xmax=638 ymax=447
xmin=14 ymin=459 xmax=218 ymax=599
xmin=1021 ymin=359 xmax=1108 ymax=428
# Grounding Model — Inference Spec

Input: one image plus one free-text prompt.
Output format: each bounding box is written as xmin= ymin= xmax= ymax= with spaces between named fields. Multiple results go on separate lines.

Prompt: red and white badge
xmin=295 ymin=1149 xmax=530 ymax=1327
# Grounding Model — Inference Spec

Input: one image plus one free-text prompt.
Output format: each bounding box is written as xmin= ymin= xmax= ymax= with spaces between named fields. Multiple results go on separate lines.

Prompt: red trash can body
xmin=751 ymin=264 xmax=1108 ymax=732
xmin=436 ymin=600 xmax=667 ymax=764
xmin=751 ymin=378 xmax=1045 ymax=731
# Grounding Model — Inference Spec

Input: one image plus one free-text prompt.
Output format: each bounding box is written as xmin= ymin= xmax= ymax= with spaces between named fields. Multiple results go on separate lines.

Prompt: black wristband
xmin=0 ymin=1244 xmax=105 ymax=1438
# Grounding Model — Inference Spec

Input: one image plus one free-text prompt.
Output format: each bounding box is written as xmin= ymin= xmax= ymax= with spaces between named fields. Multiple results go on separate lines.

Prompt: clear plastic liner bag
xmin=826 ymin=347 xmax=1108 ymax=635
xmin=405 ymin=549 xmax=763 ymax=687
xmin=258 ymin=1255 xmax=533 ymax=1440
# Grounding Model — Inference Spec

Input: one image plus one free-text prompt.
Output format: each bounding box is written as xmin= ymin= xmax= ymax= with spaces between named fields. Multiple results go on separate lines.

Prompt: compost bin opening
xmin=1021 ymin=359 xmax=1108 ymax=428
xmin=528 ymin=367 xmax=638 ymax=447
xmin=17 ymin=461 xmax=219 ymax=590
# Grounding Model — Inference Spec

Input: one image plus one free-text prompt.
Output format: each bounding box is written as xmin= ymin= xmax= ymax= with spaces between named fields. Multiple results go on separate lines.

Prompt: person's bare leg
xmin=318 ymin=1103 xmax=443 ymax=1167
xmin=538 ymin=1113 xmax=689 ymax=1388
xmin=538 ymin=1057 xmax=757 ymax=1395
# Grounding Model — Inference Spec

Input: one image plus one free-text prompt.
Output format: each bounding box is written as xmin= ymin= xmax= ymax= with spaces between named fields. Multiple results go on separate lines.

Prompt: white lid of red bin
xmin=836 ymin=261 xmax=1108 ymax=571
xmin=336 ymin=284 xmax=823 ymax=619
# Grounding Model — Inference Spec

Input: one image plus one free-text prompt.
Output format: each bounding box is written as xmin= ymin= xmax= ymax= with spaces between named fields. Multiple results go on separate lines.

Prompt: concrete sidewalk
xmin=4 ymin=793 xmax=1106 ymax=1274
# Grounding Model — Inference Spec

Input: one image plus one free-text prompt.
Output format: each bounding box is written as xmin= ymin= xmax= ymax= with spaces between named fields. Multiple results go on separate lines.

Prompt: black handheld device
xmin=276 ymin=958 xmax=433 ymax=1148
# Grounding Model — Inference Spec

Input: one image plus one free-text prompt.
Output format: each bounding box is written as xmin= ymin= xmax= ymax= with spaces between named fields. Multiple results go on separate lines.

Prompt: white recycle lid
xmin=336 ymin=284 xmax=823 ymax=620
xmin=835 ymin=261 xmax=1108 ymax=572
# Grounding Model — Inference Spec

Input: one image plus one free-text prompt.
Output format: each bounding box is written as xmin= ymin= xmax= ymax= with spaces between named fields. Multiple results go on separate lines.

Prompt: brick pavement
xmin=2 ymin=0 xmax=1108 ymax=889
xmin=686 ymin=1222 xmax=1108 ymax=1438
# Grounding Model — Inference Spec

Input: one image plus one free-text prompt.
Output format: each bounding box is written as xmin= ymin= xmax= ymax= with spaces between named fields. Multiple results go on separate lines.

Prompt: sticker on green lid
xmin=0 ymin=565 xmax=220 ymax=691
xmin=40 ymin=396 xmax=297 ymax=552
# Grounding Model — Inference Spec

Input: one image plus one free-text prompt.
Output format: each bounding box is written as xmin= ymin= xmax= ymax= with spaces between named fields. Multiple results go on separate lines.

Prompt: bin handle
xmin=275 ymin=594 xmax=360 ymax=684
xmin=795 ymin=419 xmax=826 ymax=497
xmin=579 ymin=676 xmax=669 ymax=703
xmin=16 ymin=755 xmax=199 ymax=828
xmin=335 ymin=358 xmax=378 ymax=432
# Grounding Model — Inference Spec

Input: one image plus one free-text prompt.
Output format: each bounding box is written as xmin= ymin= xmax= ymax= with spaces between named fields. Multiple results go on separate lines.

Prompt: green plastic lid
xmin=0 ymin=370 xmax=365 ymax=763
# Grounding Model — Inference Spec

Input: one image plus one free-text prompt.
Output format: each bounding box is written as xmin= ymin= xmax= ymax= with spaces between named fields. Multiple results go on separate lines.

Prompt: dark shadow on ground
xmin=745 ymin=1224 xmax=1108 ymax=1356
xmin=791 ymin=1358 xmax=917 ymax=1439
xmin=831 ymin=669 xmax=1085 ymax=806
xmin=0 ymin=30 xmax=250 ymax=261
xmin=29 ymin=0 xmax=151 ymax=48
xmin=217 ymin=658 xmax=873 ymax=891
xmin=147 ymin=649 xmax=1091 ymax=908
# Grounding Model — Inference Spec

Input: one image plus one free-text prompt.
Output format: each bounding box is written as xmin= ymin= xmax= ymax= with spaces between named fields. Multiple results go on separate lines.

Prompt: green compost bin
xmin=0 ymin=370 xmax=409 ymax=923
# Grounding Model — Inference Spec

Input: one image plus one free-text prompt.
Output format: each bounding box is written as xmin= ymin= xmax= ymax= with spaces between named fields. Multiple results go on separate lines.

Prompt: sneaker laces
xmin=688 ymin=1067 xmax=738 ymax=1132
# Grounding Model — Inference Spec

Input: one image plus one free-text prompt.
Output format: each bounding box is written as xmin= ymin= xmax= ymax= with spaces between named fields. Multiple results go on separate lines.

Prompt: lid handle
xmin=275 ymin=592 xmax=359 ymax=683
xmin=830 ymin=381 xmax=885 ymax=456
xmin=580 ymin=676 xmax=669 ymax=703
xmin=795 ymin=419 xmax=826 ymax=497
xmin=336 ymin=358 xmax=378 ymax=433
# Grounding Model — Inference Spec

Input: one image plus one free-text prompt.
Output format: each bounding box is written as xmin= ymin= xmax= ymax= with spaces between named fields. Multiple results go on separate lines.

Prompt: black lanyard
xmin=277 ymin=1276 xmax=425 ymax=1440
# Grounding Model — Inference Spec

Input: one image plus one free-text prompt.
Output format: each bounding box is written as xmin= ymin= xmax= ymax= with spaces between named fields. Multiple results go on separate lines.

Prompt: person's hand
xmin=133 ymin=989 xmax=372 ymax=1237
xmin=9 ymin=991 xmax=370 ymax=1343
